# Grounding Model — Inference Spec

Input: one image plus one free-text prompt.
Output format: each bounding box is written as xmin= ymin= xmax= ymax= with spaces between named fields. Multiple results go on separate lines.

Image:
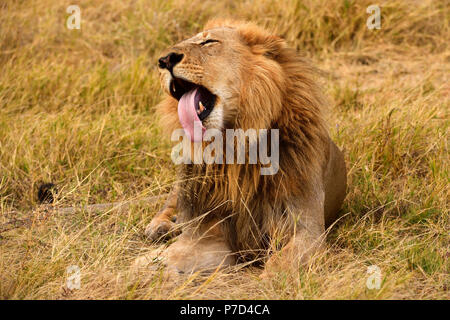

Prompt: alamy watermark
xmin=66 ymin=265 xmax=81 ymax=290
xmin=366 ymin=265 xmax=381 ymax=290
xmin=171 ymin=126 xmax=280 ymax=176
xmin=366 ymin=5 xmax=381 ymax=30
xmin=66 ymin=5 xmax=81 ymax=30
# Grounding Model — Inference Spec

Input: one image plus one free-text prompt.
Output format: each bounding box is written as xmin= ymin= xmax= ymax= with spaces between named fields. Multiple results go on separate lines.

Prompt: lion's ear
xmin=237 ymin=24 xmax=286 ymax=59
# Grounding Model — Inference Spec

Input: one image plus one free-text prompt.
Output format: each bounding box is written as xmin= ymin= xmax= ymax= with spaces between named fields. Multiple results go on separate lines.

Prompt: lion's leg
xmin=136 ymin=219 xmax=236 ymax=276
xmin=262 ymin=191 xmax=326 ymax=277
xmin=324 ymin=139 xmax=347 ymax=228
xmin=262 ymin=228 xmax=325 ymax=278
xmin=144 ymin=188 xmax=181 ymax=242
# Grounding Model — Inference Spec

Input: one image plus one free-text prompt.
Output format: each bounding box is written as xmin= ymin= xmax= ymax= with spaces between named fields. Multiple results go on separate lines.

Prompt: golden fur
xmin=138 ymin=20 xmax=347 ymax=275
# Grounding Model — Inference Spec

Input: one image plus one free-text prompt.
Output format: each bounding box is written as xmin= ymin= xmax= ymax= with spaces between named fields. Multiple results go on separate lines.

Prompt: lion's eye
xmin=199 ymin=39 xmax=219 ymax=46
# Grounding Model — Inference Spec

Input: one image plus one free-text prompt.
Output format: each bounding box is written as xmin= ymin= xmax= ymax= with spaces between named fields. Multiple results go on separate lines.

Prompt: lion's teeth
xmin=198 ymin=101 xmax=205 ymax=113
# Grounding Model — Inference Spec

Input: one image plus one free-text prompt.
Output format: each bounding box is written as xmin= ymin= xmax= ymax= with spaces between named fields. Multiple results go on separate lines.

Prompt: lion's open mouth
xmin=170 ymin=76 xmax=217 ymax=142
xmin=170 ymin=77 xmax=216 ymax=121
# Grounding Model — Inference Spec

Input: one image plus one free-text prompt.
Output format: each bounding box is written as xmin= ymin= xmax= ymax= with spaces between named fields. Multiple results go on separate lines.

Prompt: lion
xmin=136 ymin=20 xmax=347 ymax=276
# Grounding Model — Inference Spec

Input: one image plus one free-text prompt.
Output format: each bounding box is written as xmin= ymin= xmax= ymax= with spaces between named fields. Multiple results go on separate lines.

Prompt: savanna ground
xmin=0 ymin=0 xmax=448 ymax=299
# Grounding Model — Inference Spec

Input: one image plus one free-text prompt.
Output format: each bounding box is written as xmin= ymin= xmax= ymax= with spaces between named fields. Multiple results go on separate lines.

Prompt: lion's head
xmin=157 ymin=20 xmax=323 ymax=142
xmin=157 ymin=19 xmax=328 ymax=194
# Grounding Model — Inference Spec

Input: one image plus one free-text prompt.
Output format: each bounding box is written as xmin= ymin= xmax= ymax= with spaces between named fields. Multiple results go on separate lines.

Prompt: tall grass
xmin=0 ymin=0 xmax=448 ymax=299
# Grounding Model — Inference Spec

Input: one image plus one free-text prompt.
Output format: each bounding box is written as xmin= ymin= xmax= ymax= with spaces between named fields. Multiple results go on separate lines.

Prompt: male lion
xmin=137 ymin=20 xmax=347 ymax=276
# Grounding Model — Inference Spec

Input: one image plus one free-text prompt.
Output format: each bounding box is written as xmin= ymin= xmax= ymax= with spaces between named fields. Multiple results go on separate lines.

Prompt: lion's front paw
xmin=132 ymin=246 xmax=167 ymax=271
xmin=131 ymin=246 xmax=186 ymax=283
xmin=259 ymin=255 xmax=281 ymax=280
xmin=144 ymin=215 xmax=180 ymax=242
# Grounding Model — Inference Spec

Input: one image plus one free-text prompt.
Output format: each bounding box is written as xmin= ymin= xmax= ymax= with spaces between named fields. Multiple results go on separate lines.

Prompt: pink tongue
xmin=177 ymin=87 xmax=205 ymax=142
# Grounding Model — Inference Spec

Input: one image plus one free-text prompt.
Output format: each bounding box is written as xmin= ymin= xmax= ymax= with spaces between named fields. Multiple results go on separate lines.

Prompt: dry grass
xmin=0 ymin=0 xmax=448 ymax=299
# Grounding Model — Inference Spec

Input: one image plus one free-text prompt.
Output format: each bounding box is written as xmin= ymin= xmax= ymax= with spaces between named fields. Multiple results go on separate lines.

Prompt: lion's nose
xmin=158 ymin=52 xmax=184 ymax=71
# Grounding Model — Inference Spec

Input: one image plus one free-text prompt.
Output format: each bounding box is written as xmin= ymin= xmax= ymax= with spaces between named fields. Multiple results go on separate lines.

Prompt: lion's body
xmin=138 ymin=20 xmax=347 ymax=274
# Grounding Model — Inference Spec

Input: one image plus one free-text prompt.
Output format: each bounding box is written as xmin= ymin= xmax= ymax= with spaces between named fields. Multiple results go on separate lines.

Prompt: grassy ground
xmin=0 ymin=0 xmax=448 ymax=299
